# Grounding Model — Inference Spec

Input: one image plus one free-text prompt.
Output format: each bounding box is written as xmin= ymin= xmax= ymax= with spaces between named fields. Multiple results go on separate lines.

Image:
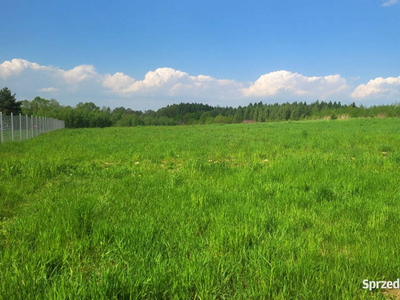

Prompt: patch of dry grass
xmin=338 ymin=113 xmax=350 ymax=120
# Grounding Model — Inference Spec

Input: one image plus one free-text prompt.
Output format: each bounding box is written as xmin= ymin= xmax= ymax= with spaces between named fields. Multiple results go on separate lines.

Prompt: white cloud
xmin=102 ymin=67 xmax=242 ymax=98
xmin=131 ymin=68 xmax=187 ymax=92
xmin=382 ymin=0 xmax=398 ymax=7
xmin=103 ymin=68 xmax=187 ymax=94
xmin=38 ymin=87 xmax=58 ymax=92
xmin=102 ymin=72 xmax=136 ymax=93
xmin=241 ymin=70 xmax=349 ymax=99
xmin=2 ymin=58 xmax=400 ymax=110
xmin=60 ymin=65 xmax=99 ymax=83
xmin=0 ymin=59 xmax=99 ymax=84
xmin=0 ymin=59 xmax=245 ymax=109
xmin=0 ymin=59 xmax=51 ymax=79
xmin=351 ymin=76 xmax=400 ymax=98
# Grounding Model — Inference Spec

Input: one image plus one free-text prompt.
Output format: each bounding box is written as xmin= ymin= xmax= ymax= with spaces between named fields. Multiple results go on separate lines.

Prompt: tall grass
xmin=1 ymin=118 xmax=400 ymax=299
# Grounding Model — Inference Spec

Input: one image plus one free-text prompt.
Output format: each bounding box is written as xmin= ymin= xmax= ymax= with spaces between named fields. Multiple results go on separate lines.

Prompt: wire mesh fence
xmin=0 ymin=112 xmax=65 ymax=144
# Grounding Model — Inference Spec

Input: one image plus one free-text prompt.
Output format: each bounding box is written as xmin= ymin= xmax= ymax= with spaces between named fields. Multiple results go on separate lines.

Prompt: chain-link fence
xmin=0 ymin=112 xmax=65 ymax=143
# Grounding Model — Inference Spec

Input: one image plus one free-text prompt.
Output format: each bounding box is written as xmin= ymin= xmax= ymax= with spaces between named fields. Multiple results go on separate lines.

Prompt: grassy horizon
xmin=1 ymin=118 xmax=400 ymax=299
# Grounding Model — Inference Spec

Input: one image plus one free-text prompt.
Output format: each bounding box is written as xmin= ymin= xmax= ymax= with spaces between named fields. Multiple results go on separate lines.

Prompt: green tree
xmin=234 ymin=107 xmax=244 ymax=123
xmin=76 ymin=102 xmax=99 ymax=112
xmin=278 ymin=104 xmax=291 ymax=120
xmin=258 ymin=108 xmax=265 ymax=122
xmin=0 ymin=87 xmax=22 ymax=114
xmin=200 ymin=111 xmax=212 ymax=124
xmin=291 ymin=106 xmax=302 ymax=120
xmin=22 ymin=97 xmax=61 ymax=116
xmin=251 ymin=107 xmax=259 ymax=121
xmin=214 ymin=114 xmax=226 ymax=123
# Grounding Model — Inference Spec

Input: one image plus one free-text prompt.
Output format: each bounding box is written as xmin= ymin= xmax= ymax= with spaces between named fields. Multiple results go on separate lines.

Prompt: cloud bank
xmin=103 ymin=68 xmax=242 ymax=99
xmin=0 ymin=59 xmax=51 ymax=79
xmin=1 ymin=58 xmax=399 ymax=110
xmin=241 ymin=71 xmax=349 ymax=100
xmin=351 ymin=76 xmax=400 ymax=98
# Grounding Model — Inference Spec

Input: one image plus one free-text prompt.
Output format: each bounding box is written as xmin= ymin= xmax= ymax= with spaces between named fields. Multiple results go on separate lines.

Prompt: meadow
xmin=1 ymin=118 xmax=400 ymax=299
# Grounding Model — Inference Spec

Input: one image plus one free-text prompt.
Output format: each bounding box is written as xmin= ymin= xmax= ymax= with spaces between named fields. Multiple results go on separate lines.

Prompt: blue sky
xmin=1 ymin=0 xmax=399 ymax=110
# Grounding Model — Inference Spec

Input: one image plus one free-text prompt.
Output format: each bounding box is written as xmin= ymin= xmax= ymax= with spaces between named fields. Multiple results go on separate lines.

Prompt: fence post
xmin=26 ymin=115 xmax=28 ymax=140
xmin=11 ymin=112 xmax=14 ymax=141
xmin=19 ymin=113 xmax=22 ymax=141
xmin=0 ymin=112 xmax=3 ymax=143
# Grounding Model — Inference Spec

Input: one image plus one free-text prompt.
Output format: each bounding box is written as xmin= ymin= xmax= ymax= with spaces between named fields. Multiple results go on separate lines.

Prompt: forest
xmin=22 ymin=98 xmax=400 ymax=128
xmin=2 ymin=87 xmax=400 ymax=128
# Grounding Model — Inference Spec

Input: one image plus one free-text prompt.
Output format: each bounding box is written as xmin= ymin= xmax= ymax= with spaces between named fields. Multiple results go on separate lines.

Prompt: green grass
xmin=1 ymin=118 xmax=400 ymax=299
xmin=1 ymin=129 xmax=37 ymax=142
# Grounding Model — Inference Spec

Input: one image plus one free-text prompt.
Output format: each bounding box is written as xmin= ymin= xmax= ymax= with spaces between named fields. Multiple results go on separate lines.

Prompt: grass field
xmin=1 ymin=129 xmax=37 ymax=143
xmin=1 ymin=118 xmax=400 ymax=299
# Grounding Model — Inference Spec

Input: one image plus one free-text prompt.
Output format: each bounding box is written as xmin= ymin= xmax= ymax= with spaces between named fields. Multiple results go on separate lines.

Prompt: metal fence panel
xmin=0 ymin=112 xmax=64 ymax=144
xmin=0 ymin=112 xmax=3 ymax=143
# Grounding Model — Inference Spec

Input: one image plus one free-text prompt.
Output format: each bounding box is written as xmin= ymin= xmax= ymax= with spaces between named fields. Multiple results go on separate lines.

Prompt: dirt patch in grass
xmin=383 ymin=289 xmax=400 ymax=299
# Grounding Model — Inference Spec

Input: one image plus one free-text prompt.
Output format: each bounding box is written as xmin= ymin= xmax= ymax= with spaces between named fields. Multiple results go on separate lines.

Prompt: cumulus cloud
xmin=2 ymin=58 xmax=400 ymax=110
xmin=382 ymin=0 xmax=398 ymax=7
xmin=0 ymin=58 xmax=99 ymax=84
xmin=0 ymin=58 xmax=244 ymax=108
xmin=102 ymin=68 xmax=186 ymax=94
xmin=0 ymin=59 xmax=51 ymax=79
xmin=38 ymin=87 xmax=58 ymax=92
xmin=351 ymin=76 xmax=400 ymax=98
xmin=60 ymin=65 xmax=99 ymax=83
xmin=241 ymin=70 xmax=349 ymax=99
xmin=102 ymin=72 xmax=136 ymax=93
xmin=102 ymin=67 xmax=242 ymax=98
xmin=0 ymin=59 xmax=350 ymax=104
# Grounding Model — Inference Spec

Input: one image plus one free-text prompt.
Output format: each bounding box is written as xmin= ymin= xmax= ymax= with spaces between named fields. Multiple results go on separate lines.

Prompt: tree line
xmin=1 ymin=87 xmax=400 ymax=128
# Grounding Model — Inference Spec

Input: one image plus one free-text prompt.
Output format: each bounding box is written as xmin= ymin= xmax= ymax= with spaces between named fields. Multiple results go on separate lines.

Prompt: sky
xmin=0 ymin=0 xmax=399 ymax=110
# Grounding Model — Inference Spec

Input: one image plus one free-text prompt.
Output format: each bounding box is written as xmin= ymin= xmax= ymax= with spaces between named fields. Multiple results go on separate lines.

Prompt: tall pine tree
xmin=0 ymin=87 xmax=22 ymax=114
